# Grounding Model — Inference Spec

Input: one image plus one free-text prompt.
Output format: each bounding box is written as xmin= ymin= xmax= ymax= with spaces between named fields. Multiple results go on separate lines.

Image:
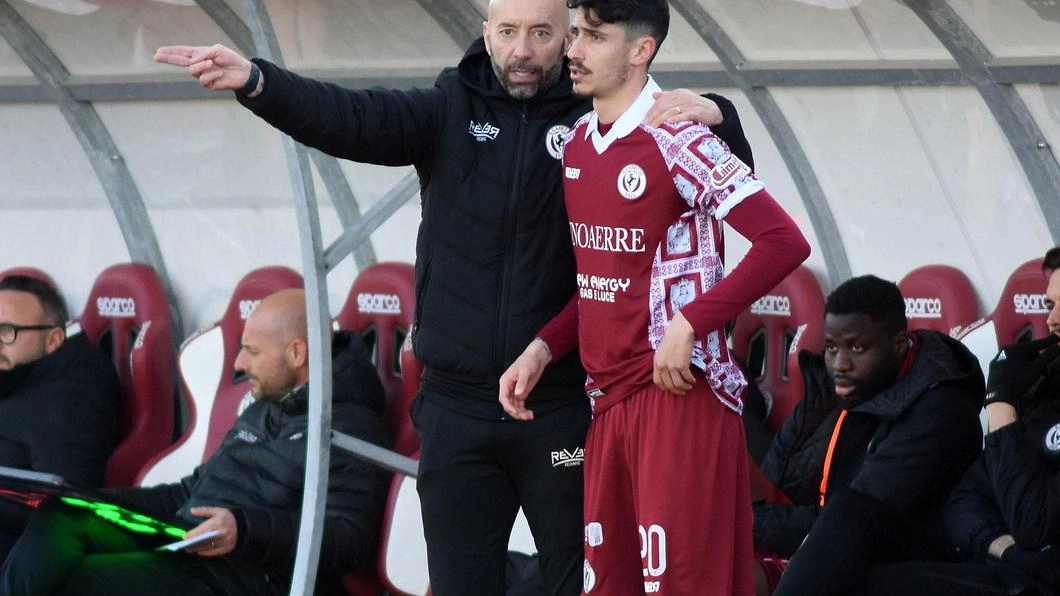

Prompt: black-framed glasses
xmin=0 ymin=323 xmax=58 ymax=345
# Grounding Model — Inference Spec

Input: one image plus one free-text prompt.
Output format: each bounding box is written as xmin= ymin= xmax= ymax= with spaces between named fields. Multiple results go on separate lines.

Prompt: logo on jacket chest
xmin=236 ymin=429 xmax=259 ymax=443
xmin=469 ymin=120 xmax=500 ymax=142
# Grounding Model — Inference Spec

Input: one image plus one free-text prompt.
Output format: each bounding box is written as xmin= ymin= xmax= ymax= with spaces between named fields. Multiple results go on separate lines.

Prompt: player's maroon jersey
xmin=561 ymin=78 xmax=763 ymax=415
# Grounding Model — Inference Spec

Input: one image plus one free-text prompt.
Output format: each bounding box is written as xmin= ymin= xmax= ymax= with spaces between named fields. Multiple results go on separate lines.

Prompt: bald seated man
xmin=156 ymin=2 xmax=754 ymax=594
xmin=0 ymin=289 xmax=391 ymax=596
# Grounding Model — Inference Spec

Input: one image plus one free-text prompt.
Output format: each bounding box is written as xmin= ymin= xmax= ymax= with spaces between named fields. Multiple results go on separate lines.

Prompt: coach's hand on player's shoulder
xmin=499 ymin=338 xmax=552 ymax=421
xmin=653 ymin=313 xmax=697 ymax=395
xmin=645 ymin=89 xmax=723 ymax=128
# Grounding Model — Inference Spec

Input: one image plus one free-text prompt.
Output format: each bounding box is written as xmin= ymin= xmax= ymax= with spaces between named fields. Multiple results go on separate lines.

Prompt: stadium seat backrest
xmin=136 ymin=266 xmax=303 ymax=486
xmin=730 ymin=266 xmax=826 ymax=431
xmin=334 ymin=262 xmax=418 ymax=455
xmin=957 ymin=258 xmax=1050 ymax=375
xmin=75 ymin=263 xmax=176 ymax=487
xmin=0 ymin=267 xmax=58 ymax=289
xmin=898 ymin=265 xmax=980 ymax=336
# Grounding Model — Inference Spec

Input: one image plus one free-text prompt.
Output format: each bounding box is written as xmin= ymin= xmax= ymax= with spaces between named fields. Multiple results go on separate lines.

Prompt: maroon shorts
xmin=582 ymin=383 xmax=754 ymax=596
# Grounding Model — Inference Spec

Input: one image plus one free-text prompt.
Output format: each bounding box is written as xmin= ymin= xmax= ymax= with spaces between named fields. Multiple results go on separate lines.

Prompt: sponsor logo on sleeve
xmin=566 ymin=166 xmax=581 ymax=179
xmin=583 ymin=560 xmax=597 ymax=593
xmin=709 ymin=154 xmax=750 ymax=189
xmin=357 ymin=293 xmax=401 ymax=315
xmin=547 ymin=124 xmax=570 ymax=159
xmin=97 ymin=296 xmax=136 ymax=318
xmin=468 ymin=120 xmax=500 ymax=142
xmin=585 ymin=522 xmax=604 ymax=546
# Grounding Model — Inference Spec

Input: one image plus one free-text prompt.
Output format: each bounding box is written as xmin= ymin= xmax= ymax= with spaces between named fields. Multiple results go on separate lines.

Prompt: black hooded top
xmin=755 ymin=330 xmax=985 ymax=555
xmin=238 ymin=38 xmax=753 ymax=419
xmin=0 ymin=332 xmax=119 ymax=487
xmin=111 ymin=331 xmax=391 ymax=594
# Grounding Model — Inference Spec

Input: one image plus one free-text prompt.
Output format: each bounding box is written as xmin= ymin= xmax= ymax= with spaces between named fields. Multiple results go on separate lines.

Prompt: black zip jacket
xmin=945 ymin=401 xmax=1060 ymax=593
xmin=238 ymin=39 xmax=752 ymax=419
xmin=0 ymin=333 xmax=119 ymax=487
xmin=755 ymin=330 xmax=984 ymax=555
xmin=109 ymin=331 xmax=390 ymax=594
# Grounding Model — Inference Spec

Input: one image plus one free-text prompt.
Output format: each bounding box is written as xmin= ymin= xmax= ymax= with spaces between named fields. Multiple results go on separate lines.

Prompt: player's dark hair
xmin=825 ymin=275 xmax=907 ymax=335
xmin=1043 ymin=246 xmax=1060 ymax=274
xmin=566 ymin=0 xmax=669 ymax=65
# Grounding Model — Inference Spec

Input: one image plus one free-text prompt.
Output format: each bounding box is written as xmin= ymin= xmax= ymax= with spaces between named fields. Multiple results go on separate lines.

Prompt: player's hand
xmin=185 ymin=506 xmax=238 ymax=556
xmin=499 ymin=338 xmax=552 ymax=421
xmin=984 ymin=334 xmax=1060 ymax=408
xmin=645 ymin=89 xmax=723 ymax=128
xmin=653 ymin=313 xmax=697 ymax=395
xmin=154 ymin=44 xmax=253 ymax=92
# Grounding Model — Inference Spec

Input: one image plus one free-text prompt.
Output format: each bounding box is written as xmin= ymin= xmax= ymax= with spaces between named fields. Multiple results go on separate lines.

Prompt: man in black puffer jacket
xmin=153 ymin=1 xmax=754 ymax=593
xmin=753 ymin=275 xmax=984 ymax=596
xmin=0 ymin=289 xmax=391 ymax=596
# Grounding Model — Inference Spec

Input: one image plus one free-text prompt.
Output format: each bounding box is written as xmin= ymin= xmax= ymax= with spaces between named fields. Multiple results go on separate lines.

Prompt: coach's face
xmin=1046 ymin=267 xmax=1060 ymax=337
xmin=483 ymin=0 xmax=568 ymax=100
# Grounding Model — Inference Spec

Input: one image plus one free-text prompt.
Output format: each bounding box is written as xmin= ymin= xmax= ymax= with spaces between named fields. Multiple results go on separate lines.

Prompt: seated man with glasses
xmin=0 ymin=275 xmax=120 ymax=555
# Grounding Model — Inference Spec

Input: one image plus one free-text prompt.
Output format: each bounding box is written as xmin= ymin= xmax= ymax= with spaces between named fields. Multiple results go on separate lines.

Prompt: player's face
xmin=823 ymin=313 xmax=906 ymax=406
xmin=233 ymin=314 xmax=298 ymax=402
xmin=566 ymin=8 xmax=636 ymax=99
xmin=0 ymin=290 xmax=54 ymax=371
xmin=1046 ymin=268 xmax=1060 ymax=337
xmin=483 ymin=0 xmax=567 ymax=100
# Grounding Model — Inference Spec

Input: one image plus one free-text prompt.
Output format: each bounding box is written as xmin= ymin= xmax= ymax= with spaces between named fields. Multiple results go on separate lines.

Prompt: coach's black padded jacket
xmin=237 ymin=38 xmax=752 ymax=419
xmin=754 ymin=330 xmax=984 ymax=555
xmin=110 ymin=331 xmax=390 ymax=594
xmin=945 ymin=399 xmax=1060 ymax=593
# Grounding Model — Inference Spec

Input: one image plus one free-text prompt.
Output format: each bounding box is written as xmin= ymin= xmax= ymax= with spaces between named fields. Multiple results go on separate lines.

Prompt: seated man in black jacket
xmin=752 ymin=275 xmax=984 ymax=596
xmin=0 ymin=275 xmax=120 ymax=560
xmin=839 ymin=248 xmax=1060 ymax=596
xmin=0 ymin=288 xmax=391 ymax=596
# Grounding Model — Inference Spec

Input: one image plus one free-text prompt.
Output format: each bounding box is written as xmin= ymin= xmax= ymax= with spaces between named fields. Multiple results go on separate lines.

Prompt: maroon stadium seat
xmin=135 ymin=266 xmax=303 ymax=485
xmin=75 ymin=263 xmax=176 ymax=487
xmin=333 ymin=262 xmax=419 ymax=456
xmin=898 ymin=265 xmax=980 ymax=336
xmin=731 ymin=265 xmax=826 ymax=431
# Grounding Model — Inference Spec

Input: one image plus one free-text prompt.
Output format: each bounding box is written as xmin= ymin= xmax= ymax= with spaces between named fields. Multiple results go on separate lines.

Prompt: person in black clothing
xmin=152 ymin=1 xmax=753 ymax=592
xmin=751 ymin=275 xmax=984 ymax=596
xmin=832 ymin=248 xmax=1060 ymax=596
xmin=0 ymin=289 xmax=391 ymax=596
xmin=0 ymin=276 xmax=120 ymax=560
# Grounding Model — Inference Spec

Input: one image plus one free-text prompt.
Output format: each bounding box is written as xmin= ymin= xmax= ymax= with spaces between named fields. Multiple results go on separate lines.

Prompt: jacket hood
xmin=281 ymin=331 xmax=387 ymax=416
xmin=456 ymin=37 xmax=578 ymax=108
xmin=853 ymin=330 xmax=985 ymax=419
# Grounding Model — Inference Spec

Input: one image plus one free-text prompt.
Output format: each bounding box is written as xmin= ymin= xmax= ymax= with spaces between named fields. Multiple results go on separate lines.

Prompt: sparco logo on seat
xmin=97 ymin=296 xmax=136 ymax=318
xmin=750 ymin=295 xmax=791 ymax=316
xmin=1013 ymin=293 xmax=1049 ymax=315
xmin=358 ymin=293 xmax=401 ymax=315
xmin=239 ymin=299 xmax=261 ymax=320
xmin=905 ymin=297 xmax=943 ymax=319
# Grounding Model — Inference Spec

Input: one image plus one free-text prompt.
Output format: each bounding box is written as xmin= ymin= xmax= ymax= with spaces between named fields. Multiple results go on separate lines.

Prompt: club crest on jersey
xmin=1046 ymin=423 xmax=1060 ymax=453
xmin=709 ymin=154 xmax=750 ymax=189
xmin=546 ymin=124 xmax=569 ymax=160
xmin=618 ymin=164 xmax=647 ymax=200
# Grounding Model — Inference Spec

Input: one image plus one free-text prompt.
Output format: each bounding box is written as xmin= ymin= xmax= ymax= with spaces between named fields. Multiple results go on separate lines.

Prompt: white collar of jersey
xmin=585 ymin=75 xmax=661 ymax=154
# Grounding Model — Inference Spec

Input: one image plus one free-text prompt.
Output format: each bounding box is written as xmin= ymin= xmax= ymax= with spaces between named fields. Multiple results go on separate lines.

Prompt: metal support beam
xmin=0 ymin=0 xmax=184 ymax=335
xmin=669 ymin=0 xmax=852 ymax=286
xmin=333 ymin=431 xmax=418 ymax=478
xmin=413 ymin=0 xmax=484 ymax=49
xmin=239 ymin=3 xmax=328 ymax=596
xmin=323 ymin=172 xmax=420 ymax=271
xmin=905 ymin=0 xmax=1060 ymax=242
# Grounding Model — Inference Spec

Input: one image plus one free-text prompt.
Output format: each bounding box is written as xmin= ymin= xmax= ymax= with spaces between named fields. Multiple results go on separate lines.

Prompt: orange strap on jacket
xmin=818 ymin=409 xmax=849 ymax=507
